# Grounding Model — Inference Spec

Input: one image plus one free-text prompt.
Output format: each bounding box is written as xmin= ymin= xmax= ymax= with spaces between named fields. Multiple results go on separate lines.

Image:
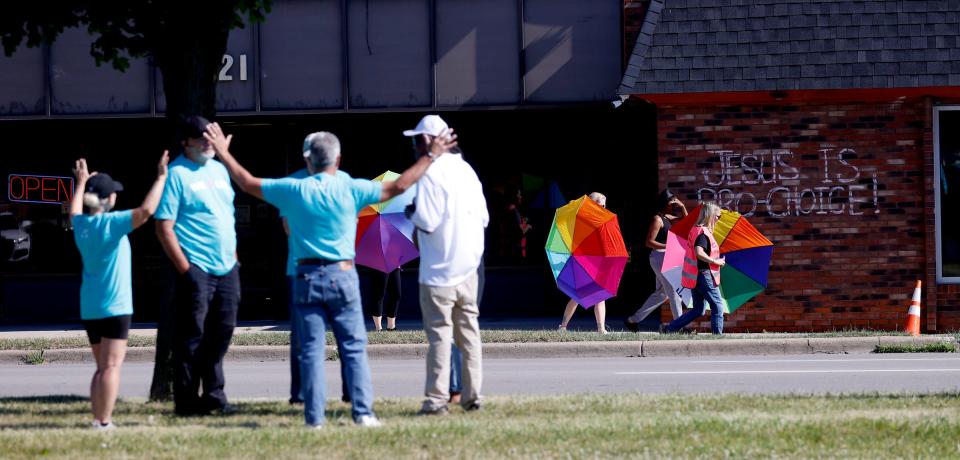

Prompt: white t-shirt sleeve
xmin=410 ymin=173 xmax=446 ymax=233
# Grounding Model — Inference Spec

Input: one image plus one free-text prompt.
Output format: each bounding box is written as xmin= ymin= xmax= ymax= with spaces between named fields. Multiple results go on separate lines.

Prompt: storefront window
xmin=936 ymin=106 xmax=960 ymax=282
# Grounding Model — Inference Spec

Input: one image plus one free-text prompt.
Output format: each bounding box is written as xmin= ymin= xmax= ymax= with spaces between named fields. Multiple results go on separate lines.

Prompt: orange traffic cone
xmin=904 ymin=280 xmax=922 ymax=336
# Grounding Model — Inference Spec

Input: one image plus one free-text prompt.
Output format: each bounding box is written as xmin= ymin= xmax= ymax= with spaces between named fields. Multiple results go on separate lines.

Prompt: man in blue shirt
xmin=203 ymin=122 xmax=454 ymax=428
xmin=155 ymin=116 xmax=240 ymax=416
xmin=283 ymin=135 xmax=351 ymax=406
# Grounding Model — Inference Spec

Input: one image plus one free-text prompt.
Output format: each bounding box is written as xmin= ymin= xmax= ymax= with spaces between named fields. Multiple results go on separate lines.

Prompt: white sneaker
xmin=307 ymin=424 xmax=324 ymax=430
xmin=91 ymin=421 xmax=115 ymax=431
xmin=355 ymin=415 xmax=382 ymax=428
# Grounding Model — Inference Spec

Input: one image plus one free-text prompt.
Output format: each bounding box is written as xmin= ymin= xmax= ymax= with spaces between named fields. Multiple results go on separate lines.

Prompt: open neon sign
xmin=7 ymin=174 xmax=74 ymax=205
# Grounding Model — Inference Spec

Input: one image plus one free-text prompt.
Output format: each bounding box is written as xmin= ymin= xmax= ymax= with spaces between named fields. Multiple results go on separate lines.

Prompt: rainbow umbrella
xmin=355 ymin=171 xmax=418 ymax=273
xmin=545 ymin=195 xmax=628 ymax=307
xmin=661 ymin=206 xmax=773 ymax=313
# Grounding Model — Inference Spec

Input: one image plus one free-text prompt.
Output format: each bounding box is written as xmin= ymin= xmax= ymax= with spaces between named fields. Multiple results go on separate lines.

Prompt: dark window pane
xmin=523 ymin=0 xmax=621 ymax=103
xmin=347 ymin=0 xmax=431 ymax=108
xmin=938 ymin=109 xmax=960 ymax=279
xmin=0 ymin=46 xmax=44 ymax=115
xmin=155 ymin=25 xmax=256 ymax=113
xmin=436 ymin=0 xmax=520 ymax=106
xmin=260 ymin=0 xmax=343 ymax=110
xmin=50 ymin=28 xmax=150 ymax=114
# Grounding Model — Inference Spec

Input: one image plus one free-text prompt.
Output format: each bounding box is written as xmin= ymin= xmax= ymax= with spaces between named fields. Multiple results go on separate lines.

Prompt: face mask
xmin=200 ymin=151 xmax=216 ymax=161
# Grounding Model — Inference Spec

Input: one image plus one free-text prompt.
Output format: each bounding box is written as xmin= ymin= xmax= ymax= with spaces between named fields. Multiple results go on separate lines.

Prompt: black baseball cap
xmin=179 ymin=115 xmax=212 ymax=141
xmin=86 ymin=173 xmax=124 ymax=198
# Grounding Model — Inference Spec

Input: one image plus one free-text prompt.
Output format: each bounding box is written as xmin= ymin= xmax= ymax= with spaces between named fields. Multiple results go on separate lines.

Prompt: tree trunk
xmin=148 ymin=27 xmax=229 ymax=402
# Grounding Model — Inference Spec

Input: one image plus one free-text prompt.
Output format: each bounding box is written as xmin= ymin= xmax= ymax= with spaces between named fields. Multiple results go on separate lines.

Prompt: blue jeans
xmin=665 ymin=272 xmax=724 ymax=334
xmin=292 ymin=264 xmax=374 ymax=426
xmin=450 ymin=345 xmax=462 ymax=393
xmin=288 ymin=276 xmax=349 ymax=404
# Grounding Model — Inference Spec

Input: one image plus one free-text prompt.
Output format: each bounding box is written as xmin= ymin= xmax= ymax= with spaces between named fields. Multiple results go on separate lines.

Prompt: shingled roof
xmin=619 ymin=0 xmax=960 ymax=95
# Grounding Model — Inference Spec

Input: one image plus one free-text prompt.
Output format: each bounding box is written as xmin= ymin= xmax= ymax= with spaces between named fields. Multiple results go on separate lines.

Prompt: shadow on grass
xmin=0 ymin=395 xmax=89 ymax=416
xmin=0 ymin=395 xmax=88 ymax=404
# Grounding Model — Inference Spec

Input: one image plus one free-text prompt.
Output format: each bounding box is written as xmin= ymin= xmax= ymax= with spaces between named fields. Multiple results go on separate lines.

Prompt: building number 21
xmin=219 ymin=54 xmax=248 ymax=82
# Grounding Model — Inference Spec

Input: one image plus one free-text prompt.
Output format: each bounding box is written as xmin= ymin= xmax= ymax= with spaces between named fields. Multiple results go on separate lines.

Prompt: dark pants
xmin=369 ymin=269 xmax=402 ymax=318
xmin=288 ymin=276 xmax=349 ymax=404
xmin=173 ymin=264 xmax=240 ymax=414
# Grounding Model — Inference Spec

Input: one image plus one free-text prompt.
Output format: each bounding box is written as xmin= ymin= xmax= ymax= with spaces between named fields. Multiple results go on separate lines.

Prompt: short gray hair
xmin=306 ymin=132 xmax=341 ymax=170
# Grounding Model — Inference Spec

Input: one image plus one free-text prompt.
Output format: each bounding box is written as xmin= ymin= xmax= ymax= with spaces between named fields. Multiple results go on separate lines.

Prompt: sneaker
xmin=557 ymin=324 xmax=567 ymax=331
xmin=289 ymin=397 xmax=304 ymax=405
xmin=341 ymin=394 xmax=351 ymax=403
xmin=623 ymin=319 xmax=640 ymax=333
xmin=355 ymin=415 xmax=382 ymax=427
xmin=307 ymin=423 xmax=324 ymax=430
xmin=658 ymin=323 xmax=669 ymax=334
xmin=416 ymin=405 xmax=450 ymax=416
xmin=92 ymin=421 xmax=115 ymax=431
xmin=464 ymin=402 xmax=481 ymax=412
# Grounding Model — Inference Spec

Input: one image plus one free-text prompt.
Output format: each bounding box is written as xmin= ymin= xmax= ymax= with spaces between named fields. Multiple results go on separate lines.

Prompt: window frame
xmin=934 ymin=105 xmax=960 ymax=284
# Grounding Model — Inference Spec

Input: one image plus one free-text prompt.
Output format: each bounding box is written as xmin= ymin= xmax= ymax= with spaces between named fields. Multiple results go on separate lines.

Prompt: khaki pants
xmin=419 ymin=273 xmax=483 ymax=410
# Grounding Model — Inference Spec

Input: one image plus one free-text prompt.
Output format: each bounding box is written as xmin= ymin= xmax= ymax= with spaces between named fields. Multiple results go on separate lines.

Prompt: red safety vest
xmin=681 ymin=225 xmax=721 ymax=289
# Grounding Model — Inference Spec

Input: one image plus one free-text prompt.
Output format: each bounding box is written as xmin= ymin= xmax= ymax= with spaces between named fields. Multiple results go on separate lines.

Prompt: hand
xmin=715 ymin=257 xmax=726 ymax=268
xmin=203 ymin=122 xmax=233 ymax=156
xmin=176 ymin=261 xmax=191 ymax=275
xmin=427 ymin=128 xmax=457 ymax=159
xmin=73 ymin=158 xmax=91 ymax=182
xmin=157 ymin=150 xmax=170 ymax=177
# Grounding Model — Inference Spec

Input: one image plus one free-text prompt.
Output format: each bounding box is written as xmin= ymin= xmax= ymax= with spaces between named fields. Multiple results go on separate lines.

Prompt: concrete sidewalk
xmin=1 ymin=335 xmax=954 ymax=365
xmin=0 ymin=318 xmax=604 ymax=339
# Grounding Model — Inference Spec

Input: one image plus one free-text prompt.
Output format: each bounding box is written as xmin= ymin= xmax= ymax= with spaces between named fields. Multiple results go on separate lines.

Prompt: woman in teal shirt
xmin=70 ymin=152 xmax=168 ymax=430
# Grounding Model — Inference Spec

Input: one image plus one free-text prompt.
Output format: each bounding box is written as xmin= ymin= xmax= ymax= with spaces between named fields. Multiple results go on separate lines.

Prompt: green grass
xmin=0 ymin=329 xmax=928 ymax=351
xmin=874 ymin=342 xmax=958 ymax=353
xmin=1 ymin=393 xmax=960 ymax=459
xmin=20 ymin=349 xmax=46 ymax=365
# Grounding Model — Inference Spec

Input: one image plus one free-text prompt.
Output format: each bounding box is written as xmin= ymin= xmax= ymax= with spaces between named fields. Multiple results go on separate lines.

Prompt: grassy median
xmin=1 ymin=393 xmax=959 ymax=459
xmin=0 ymin=329 xmax=928 ymax=351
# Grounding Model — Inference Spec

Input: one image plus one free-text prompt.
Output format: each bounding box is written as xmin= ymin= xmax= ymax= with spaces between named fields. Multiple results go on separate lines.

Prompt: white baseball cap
xmin=403 ymin=115 xmax=449 ymax=137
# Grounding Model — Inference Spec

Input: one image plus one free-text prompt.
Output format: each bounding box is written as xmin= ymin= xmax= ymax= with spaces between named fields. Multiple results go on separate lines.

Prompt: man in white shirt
xmin=404 ymin=115 xmax=488 ymax=414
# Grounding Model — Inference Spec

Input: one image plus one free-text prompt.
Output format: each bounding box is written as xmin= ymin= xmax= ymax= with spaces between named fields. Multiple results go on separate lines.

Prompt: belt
xmin=297 ymin=258 xmax=354 ymax=270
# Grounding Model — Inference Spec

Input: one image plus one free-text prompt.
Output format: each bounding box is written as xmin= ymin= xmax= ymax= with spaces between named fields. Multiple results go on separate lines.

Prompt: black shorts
xmin=82 ymin=315 xmax=132 ymax=344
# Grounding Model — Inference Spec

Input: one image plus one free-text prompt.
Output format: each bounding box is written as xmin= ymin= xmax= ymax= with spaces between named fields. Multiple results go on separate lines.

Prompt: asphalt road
xmin=2 ymin=354 xmax=958 ymax=399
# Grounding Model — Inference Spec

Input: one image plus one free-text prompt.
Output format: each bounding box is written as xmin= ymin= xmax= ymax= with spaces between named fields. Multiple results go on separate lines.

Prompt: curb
xmin=1 ymin=336 xmax=955 ymax=365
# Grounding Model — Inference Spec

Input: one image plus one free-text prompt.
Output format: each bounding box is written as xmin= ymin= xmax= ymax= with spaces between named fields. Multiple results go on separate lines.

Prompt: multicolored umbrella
xmin=661 ymin=206 xmax=773 ymax=313
xmin=355 ymin=171 xmax=418 ymax=273
xmin=545 ymin=195 xmax=628 ymax=307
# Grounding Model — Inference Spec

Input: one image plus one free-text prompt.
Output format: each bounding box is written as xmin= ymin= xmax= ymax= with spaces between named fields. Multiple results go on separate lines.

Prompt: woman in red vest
xmin=660 ymin=202 xmax=727 ymax=334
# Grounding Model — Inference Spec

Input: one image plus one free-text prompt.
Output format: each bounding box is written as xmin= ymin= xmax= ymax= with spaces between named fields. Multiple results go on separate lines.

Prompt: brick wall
xmin=654 ymin=96 xmax=960 ymax=332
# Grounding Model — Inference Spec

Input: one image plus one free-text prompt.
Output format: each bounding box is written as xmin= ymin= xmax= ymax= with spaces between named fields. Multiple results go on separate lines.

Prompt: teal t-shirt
xmin=155 ymin=155 xmax=237 ymax=276
xmin=262 ymin=171 xmax=382 ymax=263
xmin=72 ymin=210 xmax=135 ymax=320
xmin=281 ymin=168 xmax=309 ymax=276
